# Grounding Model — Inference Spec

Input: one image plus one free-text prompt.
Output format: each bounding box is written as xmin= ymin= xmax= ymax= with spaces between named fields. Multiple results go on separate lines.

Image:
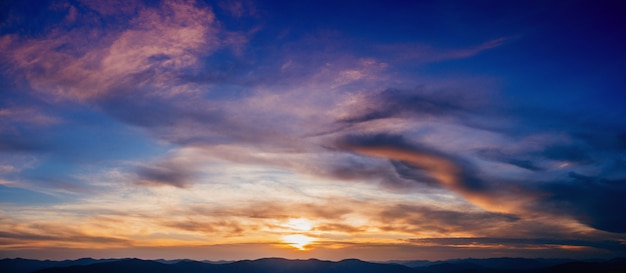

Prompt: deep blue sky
xmin=1 ymin=0 xmax=625 ymax=260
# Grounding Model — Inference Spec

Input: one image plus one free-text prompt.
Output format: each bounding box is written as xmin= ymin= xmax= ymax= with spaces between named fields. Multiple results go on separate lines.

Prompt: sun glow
xmin=281 ymin=234 xmax=315 ymax=250
xmin=283 ymin=218 xmax=313 ymax=231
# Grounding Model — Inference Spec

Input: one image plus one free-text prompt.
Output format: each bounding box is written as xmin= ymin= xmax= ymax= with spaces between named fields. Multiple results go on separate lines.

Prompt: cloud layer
xmin=1 ymin=0 xmax=625 ymax=260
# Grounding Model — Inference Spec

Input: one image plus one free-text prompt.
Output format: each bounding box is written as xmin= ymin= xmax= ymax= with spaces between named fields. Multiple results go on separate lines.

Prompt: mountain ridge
xmin=2 ymin=256 xmax=626 ymax=273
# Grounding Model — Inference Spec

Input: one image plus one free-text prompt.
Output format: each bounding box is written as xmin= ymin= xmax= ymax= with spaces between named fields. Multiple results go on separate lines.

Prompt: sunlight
xmin=281 ymin=234 xmax=315 ymax=250
xmin=283 ymin=218 xmax=313 ymax=231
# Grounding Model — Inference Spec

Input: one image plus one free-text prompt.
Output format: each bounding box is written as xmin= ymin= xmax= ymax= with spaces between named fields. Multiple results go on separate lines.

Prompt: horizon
xmin=4 ymin=255 xmax=623 ymax=262
xmin=1 ymin=0 xmax=626 ymax=261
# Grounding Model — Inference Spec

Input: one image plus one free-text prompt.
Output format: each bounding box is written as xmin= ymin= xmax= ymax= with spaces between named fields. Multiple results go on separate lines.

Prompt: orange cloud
xmin=336 ymin=134 xmax=541 ymax=215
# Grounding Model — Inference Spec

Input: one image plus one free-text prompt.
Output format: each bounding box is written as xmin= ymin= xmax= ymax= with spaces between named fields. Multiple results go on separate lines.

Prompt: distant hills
xmin=2 ymin=256 xmax=626 ymax=273
xmin=0 ymin=258 xmax=120 ymax=273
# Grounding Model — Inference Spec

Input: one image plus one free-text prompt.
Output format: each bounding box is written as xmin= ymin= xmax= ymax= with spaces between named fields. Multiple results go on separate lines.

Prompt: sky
xmin=1 ymin=0 xmax=626 ymax=261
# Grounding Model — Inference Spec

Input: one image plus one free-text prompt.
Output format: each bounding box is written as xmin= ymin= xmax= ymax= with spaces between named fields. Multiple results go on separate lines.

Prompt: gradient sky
xmin=1 ymin=0 xmax=626 ymax=261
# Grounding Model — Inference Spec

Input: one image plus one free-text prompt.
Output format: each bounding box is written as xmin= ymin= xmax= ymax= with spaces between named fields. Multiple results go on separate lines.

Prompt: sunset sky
xmin=1 ymin=0 xmax=626 ymax=261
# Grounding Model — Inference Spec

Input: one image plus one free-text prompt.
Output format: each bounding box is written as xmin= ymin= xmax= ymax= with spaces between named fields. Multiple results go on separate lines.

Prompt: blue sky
xmin=1 ymin=0 xmax=625 ymax=261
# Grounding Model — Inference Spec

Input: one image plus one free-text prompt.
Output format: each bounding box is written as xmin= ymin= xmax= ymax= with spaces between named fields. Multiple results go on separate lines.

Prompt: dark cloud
xmin=536 ymin=174 xmax=626 ymax=233
xmin=476 ymin=148 xmax=544 ymax=171
xmin=321 ymin=157 xmax=416 ymax=191
xmin=476 ymin=143 xmax=595 ymax=172
xmin=389 ymin=160 xmax=440 ymax=186
xmin=336 ymin=88 xmax=626 ymax=173
xmin=135 ymin=163 xmax=194 ymax=188
xmin=335 ymin=133 xmax=487 ymax=193
xmin=541 ymin=144 xmax=593 ymax=164
xmin=338 ymin=88 xmax=476 ymax=125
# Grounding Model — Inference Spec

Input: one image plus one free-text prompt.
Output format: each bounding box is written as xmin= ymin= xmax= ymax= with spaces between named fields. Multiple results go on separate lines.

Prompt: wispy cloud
xmin=374 ymin=37 xmax=511 ymax=64
xmin=218 ymin=0 xmax=256 ymax=18
xmin=407 ymin=237 xmax=626 ymax=254
xmin=0 ymin=220 xmax=131 ymax=248
xmin=2 ymin=0 xmax=238 ymax=102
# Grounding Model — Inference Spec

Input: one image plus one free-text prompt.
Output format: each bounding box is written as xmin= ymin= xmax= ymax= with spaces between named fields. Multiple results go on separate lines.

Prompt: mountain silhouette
xmin=0 ymin=258 xmax=120 ymax=273
xmin=28 ymin=258 xmax=418 ymax=273
xmin=537 ymin=257 xmax=626 ymax=273
xmin=2 ymin=257 xmax=626 ymax=273
xmin=420 ymin=261 xmax=498 ymax=273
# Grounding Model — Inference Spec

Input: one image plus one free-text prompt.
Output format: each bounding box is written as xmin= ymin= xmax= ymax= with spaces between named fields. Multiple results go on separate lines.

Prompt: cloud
xmin=313 ymin=223 xmax=364 ymax=234
xmin=337 ymin=87 xmax=479 ymax=125
xmin=322 ymin=80 xmax=626 ymax=234
xmin=0 ymin=107 xmax=58 ymax=154
xmin=334 ymin=133 xmax=516 ymax=211
xmin=185 ymin=201 xmax=354 ymax=222
xmin=130 ymin=147 xmax=213 ymax=188
xmin=2 ymin=0 xmax=270 ymax=170
xmin=135 ymin=164 xmax=194 ymax=188
xmin=407 ymin=237 xmax=626 ymax=253
xmin=535 ymin=174 xmax=626 ymax=233
xmin=1 ymin=0 xmax=237 ymax=102
xmin=541 ymin=144 xmax=593 ymax=163
xmin=477 ymin=148 xmax=544 ymax=172
xmin=333 ymin=133 xmax=626 ymax=234
xmin=319 ymin=116 xmax=625 ymax=234
xmin=474 ymin=132 xmax=600 ymax=173
xmin=163 ymin=219 xmax=245 ymax=235
xmin=97 ymin=92 xmax=225 ymax=140
xmin=0 ymin=107 xmax=59 ymax=126
xmin=0 ymin=222 xmax=131 ymax=247
xmin=374 ymin=37 xmax=511 ymax=64
xmin=378 ymin=205 xmax=519 ymax=235
xmin=218 ymin=0 xmax=256 ymax=18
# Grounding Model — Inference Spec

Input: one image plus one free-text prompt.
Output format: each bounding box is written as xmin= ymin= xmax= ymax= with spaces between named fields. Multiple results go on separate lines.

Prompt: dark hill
xmin=34 ymin=259 xmax=175 ymax=273
xmin=421 ymin=261 xmax=499 ymax=273
xmin=31 ymin=258 xmax=418 ymax=273
xmin=538 ymin=258 xmax=626 ymax=273
xmin=462 ymin=257 xmax=564 ymax=270
xmin=7 ymin=257 xmax=625 ymax=273
xmin=0 ymin=258 xmax=120 ymax=273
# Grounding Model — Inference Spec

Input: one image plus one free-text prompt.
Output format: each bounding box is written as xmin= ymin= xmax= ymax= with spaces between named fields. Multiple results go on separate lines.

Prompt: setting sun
xmin=281 ymin=234 xmax=315 ymax=250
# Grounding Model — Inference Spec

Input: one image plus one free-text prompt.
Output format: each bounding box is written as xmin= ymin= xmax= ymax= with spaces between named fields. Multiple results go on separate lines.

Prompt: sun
xmin=281 ymin=234 xmax=315 ymax=250
xmin=277 ymin=218 xmax=316 ymax=250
